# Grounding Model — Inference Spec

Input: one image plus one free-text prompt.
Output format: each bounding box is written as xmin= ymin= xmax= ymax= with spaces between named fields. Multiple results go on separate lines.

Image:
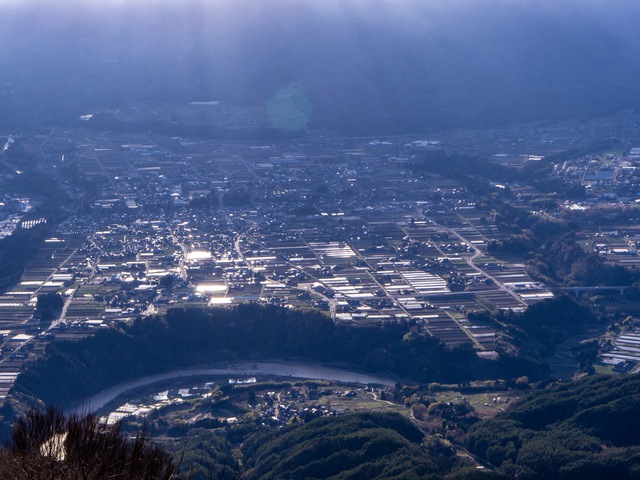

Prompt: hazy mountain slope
xmin=2 ymin=0 xmax=640 ymax=134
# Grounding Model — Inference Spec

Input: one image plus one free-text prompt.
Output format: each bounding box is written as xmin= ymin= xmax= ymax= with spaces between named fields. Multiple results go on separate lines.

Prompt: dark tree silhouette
xmin=0 ymin=406 xmax=175 ymax=480
xmin=35 ymin=293 xmax=64 ymax=321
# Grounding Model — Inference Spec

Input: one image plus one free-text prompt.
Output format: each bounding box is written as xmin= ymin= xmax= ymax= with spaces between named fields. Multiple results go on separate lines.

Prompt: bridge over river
xmin=556 ymin=285 xmax=630 ymax=296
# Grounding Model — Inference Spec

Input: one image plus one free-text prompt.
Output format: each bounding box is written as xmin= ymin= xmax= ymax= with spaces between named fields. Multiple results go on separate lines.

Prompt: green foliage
xmin=35 ymin=292 xmax=64 ymax=321
xmin=467 ymin=374 xmax=640 ymax=479
xmin=479 ymin=188 xmax=639 ymax=288
xmin=533 ymin=233 xmax=640 ymax=286
xmin=12 ymin=304 xmax=481 ymax=410
xmin=446 ymin=468 xmax=512 ymax=479
xmin=158 ymin=274 xmax=175 ymax=288
xmin=0 ymin=223 xmax=49 ymax=294
xmin=241 ymin=411 xmax=449 ymax=480
xmin=0 ymin=165 xmax=82 ymax=296
xmin=176 ymin=431 xmax=238 ymax=480
xmin=469 ymin=295 xmax=596 ymax=379
xmin=573 ymin=339 xmax=599 ymax=372
xmin=487 ymin=235 xmax=535 ymax=255
xmin=4 ymin=170 xmax=70 ymax=223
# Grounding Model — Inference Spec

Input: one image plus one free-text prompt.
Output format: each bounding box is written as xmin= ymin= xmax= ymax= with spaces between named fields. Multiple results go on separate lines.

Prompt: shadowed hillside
xmin=2 ymin=0 xmax=640 ymax=134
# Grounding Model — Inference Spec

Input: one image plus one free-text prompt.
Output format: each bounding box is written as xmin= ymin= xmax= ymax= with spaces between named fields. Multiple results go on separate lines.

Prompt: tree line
xmin=467 ymin=373 xmax=640 ymax=479
xmin=9 ymin=304 xmax=478 ymax=414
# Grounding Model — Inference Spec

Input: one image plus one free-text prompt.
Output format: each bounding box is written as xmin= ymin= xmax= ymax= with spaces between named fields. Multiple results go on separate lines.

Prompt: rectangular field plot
xmin=415 ymin=312 xmax=472 ymax=348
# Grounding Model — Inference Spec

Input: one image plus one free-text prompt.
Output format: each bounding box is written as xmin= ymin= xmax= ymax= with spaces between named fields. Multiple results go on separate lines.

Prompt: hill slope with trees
xmin=9 ymin=304 xmax=479 ymax=413
xmin=467 ymin=374 xmax=640 ymax=479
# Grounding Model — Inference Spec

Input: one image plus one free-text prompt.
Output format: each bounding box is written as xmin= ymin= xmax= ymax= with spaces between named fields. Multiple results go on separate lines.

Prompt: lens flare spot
xmin=267 ymin=83 xmax=312 ymax=131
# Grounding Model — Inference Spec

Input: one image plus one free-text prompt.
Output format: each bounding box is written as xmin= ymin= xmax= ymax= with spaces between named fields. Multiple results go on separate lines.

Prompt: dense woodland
xmin=239 ymin=411 xmax=509 ymax=480
xmin=467 ymin=374 xmax=640 ymax=479
xmin=0 ymin=224 xmax=49 ymax=294
xmin=9 ymin=304 xmax=478 ymax=412
xmin=0 ymin=165 xmax=84 ymax=294
xmin=7 ymin=293 xmax=599 ymax=414
xmin=242 ymin=411 xmax=444 ymax=479
xmin=0 ymin=406 xmax=516 ymax=480
xmin=468 ymin=295 xmax=599 ymax=379
xmin=7 ymin=368 xmax=640 ymax=479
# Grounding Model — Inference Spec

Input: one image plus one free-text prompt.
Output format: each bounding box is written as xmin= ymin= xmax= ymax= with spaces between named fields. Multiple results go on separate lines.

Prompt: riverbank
xmin=70 ymin=360 xmax=397 ymax=414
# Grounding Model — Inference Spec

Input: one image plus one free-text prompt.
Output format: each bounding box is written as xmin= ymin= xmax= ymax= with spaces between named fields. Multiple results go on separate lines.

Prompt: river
xmin=71 ymin=361 xmax=396 ymax=413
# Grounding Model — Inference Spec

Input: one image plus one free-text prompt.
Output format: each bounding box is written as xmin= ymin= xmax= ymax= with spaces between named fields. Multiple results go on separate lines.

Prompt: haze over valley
xmin=3 ymin=0 xmax=640 ymax=134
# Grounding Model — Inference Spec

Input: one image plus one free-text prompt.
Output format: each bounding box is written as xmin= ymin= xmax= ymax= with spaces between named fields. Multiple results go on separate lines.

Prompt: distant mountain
xmin=2 ymin=0 xmax=640 ymax=134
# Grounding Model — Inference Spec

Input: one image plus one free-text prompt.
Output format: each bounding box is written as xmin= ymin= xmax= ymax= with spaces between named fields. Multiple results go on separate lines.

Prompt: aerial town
xmin=1 ymin=104 xmax=640 ymax=401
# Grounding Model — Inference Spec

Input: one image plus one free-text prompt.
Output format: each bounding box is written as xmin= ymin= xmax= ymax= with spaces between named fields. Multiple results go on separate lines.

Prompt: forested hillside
xmin=240 ymin=411 xmax=511 ymax=480
xmin=467 ymin=374 xmax=640 ymax=479
xmin=242 ymin=412 xmax=444 ymax=480
xmin=8 ymin=294 xmax=599 ymax=416
xmin=9 ymin=304 xmax=478 ymax=412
